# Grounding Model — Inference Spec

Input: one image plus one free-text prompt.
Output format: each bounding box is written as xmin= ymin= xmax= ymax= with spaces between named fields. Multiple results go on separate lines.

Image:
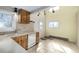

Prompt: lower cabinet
xmin=12 ymin=35 xmax=28 ymax=50
xmin=12 ymin=32 xmax=39 ymax=50
xmin=36 ymin=32 xmax=39 ymax=44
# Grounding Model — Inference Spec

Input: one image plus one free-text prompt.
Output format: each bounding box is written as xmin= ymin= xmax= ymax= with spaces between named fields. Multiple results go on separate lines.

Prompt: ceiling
xmin=14 ymin=6 xmax=49 ymax=13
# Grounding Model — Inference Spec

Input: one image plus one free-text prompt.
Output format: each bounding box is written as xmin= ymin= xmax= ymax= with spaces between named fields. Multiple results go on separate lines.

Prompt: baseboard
xmin=44 ymin=35 xmax=69 ymax=41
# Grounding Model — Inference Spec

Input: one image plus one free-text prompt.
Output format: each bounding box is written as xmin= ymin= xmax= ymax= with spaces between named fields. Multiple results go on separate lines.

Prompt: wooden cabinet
xmin=36 ymin=32 xmax=40 ymax=44
xmin=12 ymin=35 xmax=28 ymax=49
xmin=12 ymin=32 xmax=40 ymax=50
xmin=19 ymin=9 xmax=30 ymax=24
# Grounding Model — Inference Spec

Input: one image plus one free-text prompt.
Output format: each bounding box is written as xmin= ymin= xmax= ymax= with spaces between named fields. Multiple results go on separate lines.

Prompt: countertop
xmin=0 ymin=31 xmax=36 ymax=39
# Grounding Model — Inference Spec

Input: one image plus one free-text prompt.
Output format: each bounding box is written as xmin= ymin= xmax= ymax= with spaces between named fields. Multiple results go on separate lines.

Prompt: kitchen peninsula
xmin=0 ymin=32 xmax=39 ymax=50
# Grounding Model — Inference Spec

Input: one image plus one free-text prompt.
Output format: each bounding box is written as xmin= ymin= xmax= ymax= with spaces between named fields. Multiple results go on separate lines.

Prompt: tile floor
xmin=27 ymin=39 xmax=79 ymax=53
xmin=0 ymin=38 xmax=79 ymax=53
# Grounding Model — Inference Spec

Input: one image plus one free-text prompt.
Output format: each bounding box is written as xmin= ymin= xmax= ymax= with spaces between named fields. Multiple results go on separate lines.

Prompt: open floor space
xmin=0 ymin=6 xmax=79 ymax=53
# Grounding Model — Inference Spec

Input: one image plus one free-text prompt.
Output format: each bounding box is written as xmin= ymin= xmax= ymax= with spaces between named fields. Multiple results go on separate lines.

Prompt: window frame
xmin=48 ymin=20 xmax=59 ymax=29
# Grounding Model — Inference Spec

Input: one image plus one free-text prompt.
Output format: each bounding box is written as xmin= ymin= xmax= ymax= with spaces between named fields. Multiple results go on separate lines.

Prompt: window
xmin=48 ymin=21 xmax=59 ymax=28
xmin=39 ymin=22 xmax=43 ymax=29
xmin=0 ymin=11 xmax=16 ymax=32
xmin=0 ymin=13 xmax=13 ymax=28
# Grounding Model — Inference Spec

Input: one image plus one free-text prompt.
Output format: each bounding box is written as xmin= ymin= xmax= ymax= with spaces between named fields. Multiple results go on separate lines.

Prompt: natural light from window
xmin=0 ymin=11 xmax=16 ymax=32
xmin=48 ymin=21 xmax=59 ymax=28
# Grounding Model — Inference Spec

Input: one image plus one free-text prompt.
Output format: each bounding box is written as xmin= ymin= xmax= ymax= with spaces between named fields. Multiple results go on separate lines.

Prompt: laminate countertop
xmin=0 ymin=32 xmax=36 ymax=38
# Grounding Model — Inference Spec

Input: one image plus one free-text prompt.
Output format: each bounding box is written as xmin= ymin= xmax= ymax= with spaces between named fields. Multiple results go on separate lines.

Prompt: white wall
xmin=30 ymin=11 xmax=45 ymax=37
xmin=46 ymin=6 xmax=78 ymax=42
xmin=31 ymin=6 xmax=79 ymax=43
xmin=77 ymin=11 xmax=79 ymax=46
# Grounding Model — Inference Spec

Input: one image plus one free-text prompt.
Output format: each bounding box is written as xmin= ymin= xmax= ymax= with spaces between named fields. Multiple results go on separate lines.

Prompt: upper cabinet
xmin=19 ymin=9 xmax=30 ymax=24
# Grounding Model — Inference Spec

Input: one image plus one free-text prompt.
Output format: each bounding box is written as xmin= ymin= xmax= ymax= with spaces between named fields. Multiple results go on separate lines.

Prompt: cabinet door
xmin=14 ymin=36 xmax=22 ymax=45
xmin=12 ymin=35 xmax=28 ymax=49
xmin=19 ymin=37 xmax=22 ymax=45
xmin=21 ymin=12 xmax=27 ymax=23
xmin=19 ymin=9 xmax=30 ymax=24
xmin=36 ymin=32 xmax=39 ymax=44
xmin=21 ymin=35 xmax=27 ymax=49
xmin=12 ymin=37 xmax=19 ymax=43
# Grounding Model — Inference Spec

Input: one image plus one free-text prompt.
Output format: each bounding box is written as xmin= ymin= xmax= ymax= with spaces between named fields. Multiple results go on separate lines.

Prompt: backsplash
xmin=16 ymin=23 xmax=34 ymax=33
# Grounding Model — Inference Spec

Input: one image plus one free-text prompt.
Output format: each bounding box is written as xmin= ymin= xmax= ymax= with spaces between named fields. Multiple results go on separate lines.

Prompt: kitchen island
xmin=0 ymin=32 xmax=39 ymax=52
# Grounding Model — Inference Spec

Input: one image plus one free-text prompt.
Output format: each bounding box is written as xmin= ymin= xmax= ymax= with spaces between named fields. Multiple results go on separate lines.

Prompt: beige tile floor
xmin=27 ymin=39 xmax=79 ymax=53
xmin=0 ymin=38 xmax=79 ymax=53
xmin=0 ymin=37 xmax=27 ymax=53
